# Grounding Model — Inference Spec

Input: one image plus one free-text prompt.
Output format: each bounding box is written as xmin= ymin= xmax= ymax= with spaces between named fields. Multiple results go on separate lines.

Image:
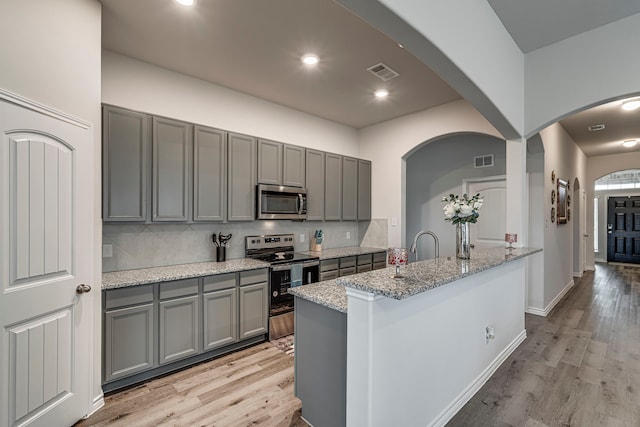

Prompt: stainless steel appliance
xmin=245 ymin=233 xmax=319 ymax=339
xmin=256 ymin=184 xmax=307 ymax=220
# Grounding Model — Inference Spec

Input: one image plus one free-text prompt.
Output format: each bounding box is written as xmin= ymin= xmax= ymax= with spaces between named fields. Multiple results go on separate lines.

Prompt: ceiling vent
xmin=366 ymin=63 xmax=399 ymax=81
xmin=588 ymin=124 xmax=606 ymax=131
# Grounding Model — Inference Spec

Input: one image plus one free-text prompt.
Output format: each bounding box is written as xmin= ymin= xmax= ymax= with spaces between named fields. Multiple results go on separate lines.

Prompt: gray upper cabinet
xmin=152 ymin=117 xmax=192 ymax=222
xmin=102 ymin=106 xmax=151 ymax=222
xmin=342 ymin=157 xmax=358 ymax=221
xmin=193 ymin=126 xmax=226 ymax=222
xmin=305 ymin=149 xmax=325 ymax=221
xmin=283 ymin=145 xmax=306 ymax=187
xmin=228 ymin=133 xmax=257 ymax=221
xmin=357 ymin=159 xmax=372 ymax=221
xmin=325 ymin=153 xmax=342 ymax=221
xmin=257 ymin=139 xmax=282 ymax=185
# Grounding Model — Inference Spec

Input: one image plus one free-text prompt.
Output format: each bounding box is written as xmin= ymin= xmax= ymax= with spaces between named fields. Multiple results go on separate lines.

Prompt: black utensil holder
xmin=216 ymin=246 xmax=226 ymax=262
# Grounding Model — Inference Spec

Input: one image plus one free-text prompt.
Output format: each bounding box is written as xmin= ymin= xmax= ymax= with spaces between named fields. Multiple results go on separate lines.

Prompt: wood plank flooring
xmin=448 ymin=264 xmax=640 ymax=426
xmin=79 ymin=263 xmax=640 ymax=426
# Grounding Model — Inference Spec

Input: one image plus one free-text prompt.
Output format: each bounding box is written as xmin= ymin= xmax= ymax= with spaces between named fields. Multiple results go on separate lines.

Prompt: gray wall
xmin=405 ymin=133 xmax=506 ymax=260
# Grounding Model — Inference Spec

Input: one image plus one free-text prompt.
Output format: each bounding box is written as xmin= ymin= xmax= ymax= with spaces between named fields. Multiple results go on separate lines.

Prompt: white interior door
xmin=466 ymin=177 xmax=506 ymax=249
xmin=0 ymin=97 xmax=94 ymax=427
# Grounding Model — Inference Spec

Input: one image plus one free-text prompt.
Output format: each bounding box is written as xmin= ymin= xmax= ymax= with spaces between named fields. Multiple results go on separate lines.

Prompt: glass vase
xmin=456 ymin=222 xmax=471 ymax=260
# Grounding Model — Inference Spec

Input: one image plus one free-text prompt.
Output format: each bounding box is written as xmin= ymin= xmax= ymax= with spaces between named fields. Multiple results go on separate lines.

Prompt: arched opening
xmin=594 ymin=169 xmax=640 ymax=264
xmin=404 ymin=132 xmax=506 ymax=260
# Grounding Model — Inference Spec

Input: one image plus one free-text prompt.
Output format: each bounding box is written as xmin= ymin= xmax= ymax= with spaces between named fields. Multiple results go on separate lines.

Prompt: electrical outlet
xmin=346 ymin=232 xmax=351 ymax=239
xmin=299 ymin=233 xmax=305 ymax=243
xmin=485 ymin=326 xmax=495 ymax=343
xmin=102 ymin=244 xmax=113 ymax=258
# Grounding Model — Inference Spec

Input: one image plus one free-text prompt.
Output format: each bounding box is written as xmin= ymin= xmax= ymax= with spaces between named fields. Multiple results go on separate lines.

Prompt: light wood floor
xmin=79 ymin=263 xmax=640 ymax=426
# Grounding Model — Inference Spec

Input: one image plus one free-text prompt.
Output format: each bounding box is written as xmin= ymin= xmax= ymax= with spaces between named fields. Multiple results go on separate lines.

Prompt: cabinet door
xmin=324 ymin=153 xmax=342 ymax=221
xmin=257 ymin=139 xmax=282 ymax=185
xmin=239 ymin=282 xmax=268 ymax=340
xmin=159 ymin=295 xmax=200 ymax=364
xmin=228 ymin=133 xmax=256 ymax=221
xmin=104 ymin=303 xmax=155 ymax=382
xmin=342 ymin=157 xmax=358 ymax=220
xmin=152 ymin=117 xmax=192 ymax=222
xmin=283 ymin=144 xmax=305 ymax=187
xmin=203 ymin=288 xmax=238 ymax=351
xmin=305 ymin=149 xmax=325 ymax=221
xmin=102 ymin=106 xmax=150 ymax=222
xmin=357 ymin=159 xmax=372 ymax=221
xmin=194 ymin=126 xmax=226 ymax=222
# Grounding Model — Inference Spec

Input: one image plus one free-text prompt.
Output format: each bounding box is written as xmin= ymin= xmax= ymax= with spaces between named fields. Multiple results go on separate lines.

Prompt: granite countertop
xmin=102 ymin=258 xmax=270 ymax=290
xmin=289 ymin=280 xmax=347 ymax=313
xmin=300 ymin=246 xmax=386 ymax=260
xmin=336 ymin=246 xmax=542 ymax=300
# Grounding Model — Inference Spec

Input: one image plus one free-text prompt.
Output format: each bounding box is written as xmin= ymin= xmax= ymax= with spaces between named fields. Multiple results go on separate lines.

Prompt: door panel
xmin=608 ymin=196 xmax=640 ymax=263
xmin=467 ymin=178 xmax=506 ymax=248
xmin=1 ymin=99 xmax=93 ymax=427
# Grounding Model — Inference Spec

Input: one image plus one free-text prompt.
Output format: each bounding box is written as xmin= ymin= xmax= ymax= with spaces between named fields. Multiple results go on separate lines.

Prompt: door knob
xmin=76 ymin=284 xmax=92 ymax=294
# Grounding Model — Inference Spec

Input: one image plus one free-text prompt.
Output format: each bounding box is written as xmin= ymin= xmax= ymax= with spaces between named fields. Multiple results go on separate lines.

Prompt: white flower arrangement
xmin=442 ymin=193 xmax=484 ymax=224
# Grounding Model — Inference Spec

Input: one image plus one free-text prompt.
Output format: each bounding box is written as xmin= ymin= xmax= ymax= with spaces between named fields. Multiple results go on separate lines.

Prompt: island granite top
xmin=336 ymin=246 xmax=542 ymax=300
xmin=299 ymin=246 xmax=386 ymax=260
xmin=289 ymin=280 xmax=347 ymax=313
xmin=102 ymin=258 xmax=270 ymax=290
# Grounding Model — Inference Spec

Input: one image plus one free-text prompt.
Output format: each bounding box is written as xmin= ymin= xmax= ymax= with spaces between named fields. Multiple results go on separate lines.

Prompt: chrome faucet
xmin=409 ymin=231 xmax=439 ymax=261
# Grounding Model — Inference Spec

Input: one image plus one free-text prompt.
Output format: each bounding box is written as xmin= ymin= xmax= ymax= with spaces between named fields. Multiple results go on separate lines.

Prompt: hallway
xmin=449 ymin=264 xmax=640 ymax=426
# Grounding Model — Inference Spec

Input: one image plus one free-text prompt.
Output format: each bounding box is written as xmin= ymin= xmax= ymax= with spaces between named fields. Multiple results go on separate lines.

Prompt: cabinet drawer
xmin=373 ymin=261 xmax=387 ymax=270
xmin=357 ymin=264 xmax=372 ymax=273
xmin=340 ymin=256 xmax=356 ymax=268
xmin=339 ymin=266 xmax=356 ymax=277
xmin=240 ymin=268 xmax=268 ymax=286
xmin=357 ymin=254 xmax=372 ymax=265
xmin=159 ymin=278 xmax=199 ymax=300
xmin=105 ymin=284 xmax=154 ymax=310
xmin=320 ymin=258 xmax=339 ymax=272
xmin=319 ymin=270 xmax=339 ymax=281
xmin=203 ymin=273 xmax=237 ymax=293
xmin=373 ymin=251 xmax=386 ymax=263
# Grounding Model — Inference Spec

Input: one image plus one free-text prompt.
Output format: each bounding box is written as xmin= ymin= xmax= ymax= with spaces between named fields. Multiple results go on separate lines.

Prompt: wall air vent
xmin=474 ymin=154 xmax=494 ymax=168
xmin=588 ymin=124 xmax=605 ymax=131
xmin=366 ymin=63 xmax=399 ymax=81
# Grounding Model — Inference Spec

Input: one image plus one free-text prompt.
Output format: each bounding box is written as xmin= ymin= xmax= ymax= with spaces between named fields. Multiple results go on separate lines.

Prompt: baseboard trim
xmin=585 ymin=265 xmax=595 ymax=271
xmin=428 ymin=329 xmax=527 ymax=427
xmin=84 ymin=392 xmax=104 ymax=419
xmin=573 ymin=271 xmax=583 ymax=278
xmin=526 ymin=279 xmax=575 ymax=317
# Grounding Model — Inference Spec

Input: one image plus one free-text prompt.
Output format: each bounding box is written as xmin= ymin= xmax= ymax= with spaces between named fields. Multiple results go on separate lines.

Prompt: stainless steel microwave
xmin=257 ymin=184 xmax=307 ymax=220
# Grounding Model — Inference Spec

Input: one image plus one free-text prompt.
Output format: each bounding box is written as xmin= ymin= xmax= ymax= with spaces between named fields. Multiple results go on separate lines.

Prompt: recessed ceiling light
xmin=374 ymin=89 xmax=389 ymax=99
xmin=301 ymin=54 xmax=319 ymax=66
xmin=621 ymin=99 xmax=640 ymax=111
xmin=623 ymin=139 xmax=637 ymax=148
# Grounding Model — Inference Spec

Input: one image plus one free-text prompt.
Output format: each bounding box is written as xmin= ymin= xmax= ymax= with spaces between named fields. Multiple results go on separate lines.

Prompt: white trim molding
xmin=526 ymin=279 xmax=575 ymax=317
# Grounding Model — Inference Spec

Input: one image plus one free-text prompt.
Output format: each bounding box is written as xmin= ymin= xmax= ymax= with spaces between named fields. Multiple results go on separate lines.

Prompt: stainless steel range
xmin=245 ymin=234 xmax=319 ymax=339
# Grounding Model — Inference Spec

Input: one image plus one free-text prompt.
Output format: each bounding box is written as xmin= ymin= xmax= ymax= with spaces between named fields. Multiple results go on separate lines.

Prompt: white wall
xmin=102 ymin=51 xmax=358 ymax=156
xmin=357 ymin=100 xmax=502 ymax=247
xmin=405 ymin=134 xmax=506 ymax=259
xmin=586 ymin=152 xmax=640 ymax=267
xmin=538 ymin=123 xmax=587 ymax=310
xmin=0 ymin=0 xmax=103 ymax=414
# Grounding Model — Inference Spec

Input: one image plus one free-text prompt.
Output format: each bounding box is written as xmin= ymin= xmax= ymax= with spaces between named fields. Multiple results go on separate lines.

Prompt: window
xmin=593 ymin=197 xmax=599 ymax=252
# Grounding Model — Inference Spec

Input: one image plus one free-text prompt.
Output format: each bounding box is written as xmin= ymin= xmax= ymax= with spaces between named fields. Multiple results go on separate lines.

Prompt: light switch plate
xmin=102 ymin=244 xmax=113 ymax=258
xmin=346 ymin=232 xmax=351 ymax=239
xmin=299 ymin=233 xmax=305 ymax=243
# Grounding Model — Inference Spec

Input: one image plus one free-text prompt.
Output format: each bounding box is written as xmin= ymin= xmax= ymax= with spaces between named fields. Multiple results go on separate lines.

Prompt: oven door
xmin=270 ymin=264 xmax=294 ymax=316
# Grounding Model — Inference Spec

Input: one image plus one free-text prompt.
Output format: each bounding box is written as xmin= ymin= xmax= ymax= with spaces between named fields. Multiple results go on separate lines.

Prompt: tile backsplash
xmin=102 ymin=220 xmax=387 ymax=272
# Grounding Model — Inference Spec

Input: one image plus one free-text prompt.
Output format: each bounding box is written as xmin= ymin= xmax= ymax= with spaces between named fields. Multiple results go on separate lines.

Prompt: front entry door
xmin=0 ymin=97 xmax=94 ymax=426
xmin=607 ymin=196 xmax=640 ymax=264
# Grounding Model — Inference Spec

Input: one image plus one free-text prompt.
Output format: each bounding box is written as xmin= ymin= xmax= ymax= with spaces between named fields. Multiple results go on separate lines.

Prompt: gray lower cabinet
xmin=257 ymin=139 xmax=283 ymax=185
xmin=152 ymin=117 xmax=192 ymax=222
xmin=203 ymin=288 xmax=238 ymax=350
xmin=228 ymin=133 xmax=257 ymax=221
xmin=193 ymin=126 xmax=226 ymax=221
xmin=357 ymin=159 xmax=372 ymax=220
xmin=239 ymin=269 xmax=269 ymax=340
xmin=283 ymin=144 xmax=306 ymax=187
xmin=325 ymin=153 xmax=342 ymax=220
xmin=342 ymin=157 xmax=358 ymax=220
xmin=305 ymin=149 xmax=325 ymax=221
xmin=102 ymin=105 xmax=151 ymax=222
xmin=159 ymin=294 xmax=200 ymax=365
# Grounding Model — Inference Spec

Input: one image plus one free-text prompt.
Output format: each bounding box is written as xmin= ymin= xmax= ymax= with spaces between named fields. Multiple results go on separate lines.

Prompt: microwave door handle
xmin=297 ymin=193 xmax=303 ymax=215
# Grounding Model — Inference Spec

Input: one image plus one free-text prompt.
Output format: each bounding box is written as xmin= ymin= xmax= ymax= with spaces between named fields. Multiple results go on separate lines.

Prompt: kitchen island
xmin=290 ymin=246 xmax=542 ymax=427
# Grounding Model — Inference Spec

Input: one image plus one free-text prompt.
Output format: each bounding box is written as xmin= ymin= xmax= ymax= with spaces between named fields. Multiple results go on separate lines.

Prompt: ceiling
xmin=101 ymin=0 xmax=640 ymax=156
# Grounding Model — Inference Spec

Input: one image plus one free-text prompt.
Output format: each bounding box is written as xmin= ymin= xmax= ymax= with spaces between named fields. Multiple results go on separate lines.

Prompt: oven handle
xmin=271 ymin=264 xmax=292 ymax=272
xmin=302 ymin=260 xmax=319 ymax=267
xmin=271 ymin=260 xmax=319 ymax=271
xmin=297 ymin=193 xmax=304 ymax=215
